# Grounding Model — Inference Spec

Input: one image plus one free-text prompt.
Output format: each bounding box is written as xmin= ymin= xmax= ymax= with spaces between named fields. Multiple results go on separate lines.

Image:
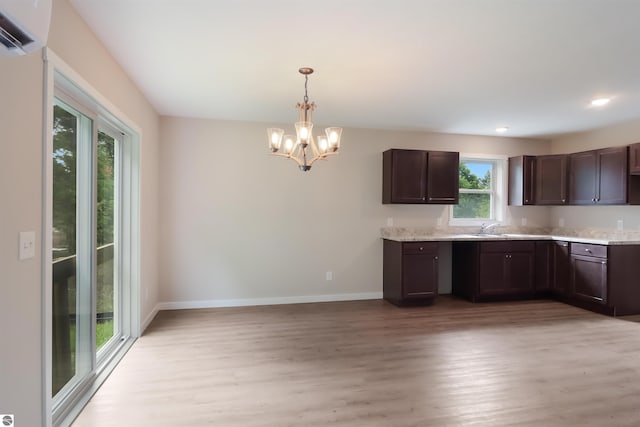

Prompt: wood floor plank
xmin=72 ymin=297 xmax=640 ymax=426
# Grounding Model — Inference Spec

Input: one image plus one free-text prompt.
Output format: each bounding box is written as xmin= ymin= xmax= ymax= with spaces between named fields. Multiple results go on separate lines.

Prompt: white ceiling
xmin=70 ymin=0 xmax=640 ymax=139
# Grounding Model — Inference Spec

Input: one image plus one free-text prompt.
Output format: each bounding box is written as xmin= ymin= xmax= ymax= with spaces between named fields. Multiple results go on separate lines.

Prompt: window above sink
xmin=450 ymin=154 xmax=507 ymax=227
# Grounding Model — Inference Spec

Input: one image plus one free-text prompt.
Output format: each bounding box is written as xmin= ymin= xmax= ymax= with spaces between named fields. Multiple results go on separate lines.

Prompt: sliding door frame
xmin=42 ymin=48 xmax=142 ymax=427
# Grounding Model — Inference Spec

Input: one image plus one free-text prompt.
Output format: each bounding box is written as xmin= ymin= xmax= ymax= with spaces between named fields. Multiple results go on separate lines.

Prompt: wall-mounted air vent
xmin=0 ymin=12 xmax=34 ymax=54
xmin=0 ymin=0 xmax=52 ymax=57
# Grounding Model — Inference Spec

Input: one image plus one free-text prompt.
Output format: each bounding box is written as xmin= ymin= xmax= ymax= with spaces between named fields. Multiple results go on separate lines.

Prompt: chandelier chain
xmin=304 ymin=74 xmax=309 ymax=104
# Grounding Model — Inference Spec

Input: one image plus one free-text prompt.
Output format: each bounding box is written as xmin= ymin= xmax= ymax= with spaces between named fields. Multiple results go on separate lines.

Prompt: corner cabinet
xmin=569 ymin=147 xmax=628 ymax=205
xmin=382 ymin=149 xmax=459 ymax=204
xmin=383 ymin=240 xmax=439 ymax=306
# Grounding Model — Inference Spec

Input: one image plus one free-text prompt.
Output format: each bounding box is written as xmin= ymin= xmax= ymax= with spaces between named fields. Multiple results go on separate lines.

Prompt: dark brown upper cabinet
xmin=508 ymin=156 xmax=535 ymax=206
xmin=536 ymin=155 xmax=569 ymax=205
xmin=382 ymin=149 xmax=459 ymax=204
xmin=630 ymin=143 xmax=640 ymax=174
xmin=569 ymin=147 xmax=627 ymax=205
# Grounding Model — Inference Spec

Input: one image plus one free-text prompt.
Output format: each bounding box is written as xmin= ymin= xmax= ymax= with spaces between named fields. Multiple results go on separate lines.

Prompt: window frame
xmin=450 ymin=154 xmax=507 ymax=226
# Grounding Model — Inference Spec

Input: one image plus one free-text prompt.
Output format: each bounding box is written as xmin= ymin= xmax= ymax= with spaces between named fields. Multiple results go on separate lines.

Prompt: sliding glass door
xmin=51 ymin=98 xmax=124 ymax=408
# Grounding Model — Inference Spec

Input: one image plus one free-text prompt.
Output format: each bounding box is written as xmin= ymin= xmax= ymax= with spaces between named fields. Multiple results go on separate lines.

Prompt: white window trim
xmin=43 ymin=48 xmax=142 ymax=427
xmin=449 ymin=153 xmax=508 ymax=226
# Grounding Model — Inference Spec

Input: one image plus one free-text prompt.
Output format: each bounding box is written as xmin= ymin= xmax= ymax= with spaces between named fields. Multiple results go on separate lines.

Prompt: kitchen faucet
xmin=480 ymin=222 xmax=500 ymax=234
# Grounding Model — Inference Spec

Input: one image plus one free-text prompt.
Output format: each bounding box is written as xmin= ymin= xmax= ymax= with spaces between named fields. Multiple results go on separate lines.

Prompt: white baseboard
xmin=157 ymin=292 xmax=383 ymax=311
xmin=140 ymin=303 xmax=160 ymax=333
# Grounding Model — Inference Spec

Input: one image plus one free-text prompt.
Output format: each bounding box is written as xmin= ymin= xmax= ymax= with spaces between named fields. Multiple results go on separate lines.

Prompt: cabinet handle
xmin=419 ymin=247 xmax=424 ymax=251
xmin=422 ymin=197 xmax=426 ymax=201
xmin=602 ymin=261 xmax=606 ymax=265
xmin=585 ymin=248 xmax=591 ymax=253
xmin=562 ymin=199 xmax=566 ymax=203
xmin=434 ymin=256 xmax=438 ymax=260
xmin=525 ymin=199 xmax=529 ymax=203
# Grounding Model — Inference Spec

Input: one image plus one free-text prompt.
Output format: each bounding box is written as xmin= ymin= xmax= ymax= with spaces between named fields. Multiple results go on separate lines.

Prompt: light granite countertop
xmin=381 ymin=227 xmax=640 ymax=246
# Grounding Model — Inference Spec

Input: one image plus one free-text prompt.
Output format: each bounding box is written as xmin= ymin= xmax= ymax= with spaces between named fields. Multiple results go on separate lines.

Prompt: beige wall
xmin=0 ymin=53 xmax=46 ymax=427
xmin=159 ymin=117 xmax=549 ymax=304
xmin=0 ymin=0 xmax=160 ymax=424
xmin=550 ymin=118 xmax=640 ymax=230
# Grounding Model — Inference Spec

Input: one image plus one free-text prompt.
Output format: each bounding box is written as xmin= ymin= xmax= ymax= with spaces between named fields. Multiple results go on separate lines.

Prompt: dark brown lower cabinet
xmin=453 ymin=241 xmax=535 ymax=301
xmin=388 ymin=238 xmax=640 ymax=315
xmin=552 ymin=241 xmax=571 ymax=296
xmin=535 ymin=240 xmax=571 ymax=296
xmin=571 ymin=243 xmax=607 ymax=305
xmin=383 ymin=240 xmax=438 ymax=306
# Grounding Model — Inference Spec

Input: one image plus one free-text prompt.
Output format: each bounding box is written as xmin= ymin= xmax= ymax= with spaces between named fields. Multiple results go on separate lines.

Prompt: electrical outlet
xmin=559 ymin=218 xmax=565 ymax=227
xmin=617 ymin=220 xmax=624 ymax=230
xmin=326 ymin=271 xmax=333 ymax=281
xmin=386 ymin=217 xmax=394 ymax=227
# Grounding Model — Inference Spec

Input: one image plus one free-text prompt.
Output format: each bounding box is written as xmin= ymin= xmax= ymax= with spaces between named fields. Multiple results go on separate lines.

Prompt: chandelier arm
xmin=301 ymin=144 xmax=309 ymax=168
xmin=271 ymin=152 xmax=305 ymax=167
xmin=308 ymin=135 xmax=319 ymax=158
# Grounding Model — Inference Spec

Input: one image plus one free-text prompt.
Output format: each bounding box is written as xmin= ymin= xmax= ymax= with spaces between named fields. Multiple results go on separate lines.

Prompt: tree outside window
xmin=453 ymin=160 xmax=495 ymax=220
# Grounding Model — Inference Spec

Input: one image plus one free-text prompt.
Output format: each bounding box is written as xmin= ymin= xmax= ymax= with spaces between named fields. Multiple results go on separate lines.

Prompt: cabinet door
xmin=536 ymin=155 xmax=568 ymax=205
xmin=597 ymin=147 xmax=627 ymax=204
xmin=569 ymin=151 xmax=598 ymax=204
xmin=572 ymin=255 xmax=607 ymax=304
xmin=509 ymin=156 xmax=536 ymax=206
xmin=478 ymin=252 xmax=507 ymax=295
xmin=426 ymin=151 xmax=459 ymax=204
xmin=383 ymin=150 xmax=427 ymax=203
xmin=402 ymin=253 xmax=438 ymax=298
xmin=508 ymin=252 xmax=535 ymax=292
xmin=552 ymin=241 xmax=571 ymax=295
xmin=535 ymin=241 xmax=551 ymax=292
xmin=630 ymin=143 xmax=640 ymax=175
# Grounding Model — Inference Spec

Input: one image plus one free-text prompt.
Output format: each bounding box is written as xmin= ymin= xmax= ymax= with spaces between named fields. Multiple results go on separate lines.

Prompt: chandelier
xmin=267 ymin=67 xmax=342 ymax=171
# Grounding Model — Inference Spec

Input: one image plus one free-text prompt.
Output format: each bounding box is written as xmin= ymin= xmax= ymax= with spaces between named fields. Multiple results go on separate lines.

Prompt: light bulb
xmin=318 ymin=136 xmax=328 ymax=152
xmin=284 ymin=136 xmax=295 ymax=154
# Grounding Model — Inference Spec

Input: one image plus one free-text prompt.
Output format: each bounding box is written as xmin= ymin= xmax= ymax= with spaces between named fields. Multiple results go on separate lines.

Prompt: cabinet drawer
xmin=480 ymin=241 xmax=535 ymax=253
xmin=571 ymin=243 xmax=607 ymax=258
xmin=402 ymin=241 xmax=438 ymax=254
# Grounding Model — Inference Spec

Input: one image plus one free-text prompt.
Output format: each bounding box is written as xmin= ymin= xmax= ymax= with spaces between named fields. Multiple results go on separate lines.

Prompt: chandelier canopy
xmin=267 ymin=67 xmax=342 ymax=172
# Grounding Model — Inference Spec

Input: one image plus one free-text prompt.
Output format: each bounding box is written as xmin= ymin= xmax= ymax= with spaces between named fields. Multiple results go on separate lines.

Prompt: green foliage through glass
xmin=453 ymin=161 xmax=493 ymax=219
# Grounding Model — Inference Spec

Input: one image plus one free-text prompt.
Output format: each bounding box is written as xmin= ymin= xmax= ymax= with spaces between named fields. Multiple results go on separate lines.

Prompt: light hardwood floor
xmin=73 ymin=297 xmax=640 ymax=426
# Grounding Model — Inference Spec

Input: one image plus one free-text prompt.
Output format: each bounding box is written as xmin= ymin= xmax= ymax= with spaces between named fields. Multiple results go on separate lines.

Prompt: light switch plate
xmin=19 ymin=231 xmax=36 ymax=260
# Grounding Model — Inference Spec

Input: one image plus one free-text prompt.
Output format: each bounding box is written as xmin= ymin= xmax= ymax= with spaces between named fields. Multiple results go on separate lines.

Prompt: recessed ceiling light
xmin=591 ymin=98 xmax=611 ymax=107
xmin=496 ymin=126 xmax=509 ymax=133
